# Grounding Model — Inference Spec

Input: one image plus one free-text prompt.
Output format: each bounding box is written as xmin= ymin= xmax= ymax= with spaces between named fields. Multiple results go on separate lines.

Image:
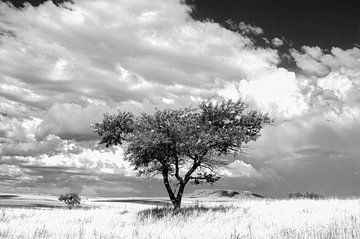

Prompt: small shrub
xmin=58 ymin=193 xmax=81 ymax=209
xmin=287 ymin=192 xmax=325 ymax=199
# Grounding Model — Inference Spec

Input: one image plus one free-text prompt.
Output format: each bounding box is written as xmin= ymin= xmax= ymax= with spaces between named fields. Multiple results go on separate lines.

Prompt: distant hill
xmin=185 ymin=189 xmax=264 ymax=199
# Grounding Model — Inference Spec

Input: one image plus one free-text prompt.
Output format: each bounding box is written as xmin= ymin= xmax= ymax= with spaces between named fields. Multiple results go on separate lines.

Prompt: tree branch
xmin=174 ymin=155 xmax=183 ymax=183
xmin=189 ymin=173 xmax=221 ymax=185
xmin=184 ymin=156 xmax=201 ymax=184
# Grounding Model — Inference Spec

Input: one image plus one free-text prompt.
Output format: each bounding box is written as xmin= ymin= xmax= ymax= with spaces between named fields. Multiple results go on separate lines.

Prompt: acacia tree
xmin=58 ymin=193 xmax=81 ymax=209
xmin=93 ymin=99 xmax=272 ymax=210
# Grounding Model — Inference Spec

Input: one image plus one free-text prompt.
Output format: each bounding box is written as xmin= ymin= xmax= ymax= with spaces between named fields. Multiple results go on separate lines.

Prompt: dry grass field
xmin=1 ymin=197 xmax=360 ymax=239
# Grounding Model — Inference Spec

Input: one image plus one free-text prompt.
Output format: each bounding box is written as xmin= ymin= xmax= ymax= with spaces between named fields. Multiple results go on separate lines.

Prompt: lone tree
xmin=58 ymin=193 xmax=81 ymax=209
xmin=93 ymin=99 xmax=272 ymax=210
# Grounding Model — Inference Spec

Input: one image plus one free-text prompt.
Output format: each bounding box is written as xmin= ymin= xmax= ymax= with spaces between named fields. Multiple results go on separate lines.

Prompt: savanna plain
xmin=1 ymin=194 xmax=360 ymax=239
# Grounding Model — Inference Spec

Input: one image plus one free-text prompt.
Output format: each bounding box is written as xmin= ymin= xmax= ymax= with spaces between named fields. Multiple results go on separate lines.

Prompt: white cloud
xmin=0 ymin=0 xmax=279 ymax=111
xmin=35 ymin=103 xmax=115 ymax=141
xmin=292 ymin=46 xmax=360 ymax=77
xmin=0 ymin=115 xmax=41 ymax=143
xmin=1 ymin=134 xmax=64 ymax=157
xmin=292 ymin=46 xmax=360 ymax=115
xmin=230 ymin=68 xmax=308 ymax=118
xmin=162 ymin=97 xmax=175 ymax=104
xmin=220 ymin=160 xmax=263 ymax=178
xmin=271 ymin=37 xmax=284 ymax=47
xmin=0 ymin=0 xmax=284 ymax=152
xmin=6 ymin=145 xmax=134 ymax=176
xmin=317 ymin=72 xmax=352 ymax=99
xmin=51 ymin=59 xmax=69 ymax=81
xmin=237 ymin=21 xmax=264 ymax=35
xmin=291 ymin=48 xmax=330 ymax=76
xmin=302 ymin=46 xmax=323 ymax=59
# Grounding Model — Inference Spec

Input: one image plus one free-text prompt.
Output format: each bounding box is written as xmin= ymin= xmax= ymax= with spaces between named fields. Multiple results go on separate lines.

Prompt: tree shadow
xmin=137 ymin=204 xmax=235 ymax=221
xmin=0 ymin=204 xmax=63 ymax=209
xmin=0 ymin=195 xmax=19 ymax=199
xmin=93 ymin=199 xmax=172 ymax=207
xmin=0 ymin=204 xmax=95 ymax=210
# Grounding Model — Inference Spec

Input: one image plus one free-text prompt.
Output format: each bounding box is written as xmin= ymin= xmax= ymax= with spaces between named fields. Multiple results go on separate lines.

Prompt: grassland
xmin=1 ymin=198 xmax=360 ymax=239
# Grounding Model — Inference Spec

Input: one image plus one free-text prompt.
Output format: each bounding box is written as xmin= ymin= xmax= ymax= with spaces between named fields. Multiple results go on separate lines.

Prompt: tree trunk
xmin=171 ymin=161 xmax=200 ymax=210
xmin=162 ymin=161 xmax=198 ymax=210
xmin=162 ymin=170 xmax=179 ymax=209
xmin=162 ymin=174 xmax=185 ymax=210
xmin=173 ymin=183 xmax=186 ymax=210
xmin=172 ymin=198 xmax=181 ymax=210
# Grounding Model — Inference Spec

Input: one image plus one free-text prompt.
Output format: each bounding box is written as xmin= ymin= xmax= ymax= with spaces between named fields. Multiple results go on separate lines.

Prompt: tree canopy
xmin=93 ymin=99 xmax=272 ymax=209
xmin=58 ymin=193 xmax=81 ymax=209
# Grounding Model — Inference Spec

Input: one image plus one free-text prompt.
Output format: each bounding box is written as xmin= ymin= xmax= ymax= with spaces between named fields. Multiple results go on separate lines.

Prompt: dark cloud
xmin=238 ymin=111 xmax=360 ymax=197
xmin=1 ymin=136 xmax=64 ymax=157
xmin=3 ymin=0 xmax=72 ymax=8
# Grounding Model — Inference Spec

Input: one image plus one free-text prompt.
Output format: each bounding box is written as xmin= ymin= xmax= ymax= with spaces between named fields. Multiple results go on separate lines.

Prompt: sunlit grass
xmin=1 ymin=199 xmax=360 ymax=239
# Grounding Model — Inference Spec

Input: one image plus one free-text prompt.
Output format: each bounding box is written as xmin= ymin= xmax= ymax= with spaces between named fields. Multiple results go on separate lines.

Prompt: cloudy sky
xmin=0 ymin=0 xmax=359 ymax=198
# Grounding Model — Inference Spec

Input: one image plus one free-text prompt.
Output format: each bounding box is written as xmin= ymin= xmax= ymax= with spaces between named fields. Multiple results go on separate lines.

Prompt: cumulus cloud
xmin=222 ymin=44 xmax=360 ymax=196
xmin=21 ymin=145 xmax=134 ymax=176
xmin=0 ymin=0 xmax=281 ymax=188
xmin=1 ymin=134 xmax=65 ymax=157
xmin=35 ymin=103 xmax=114 ymax=141
xmin=225 ymin=19 xmax=264 ymax=36
xmin=0 ymin=142 xmax=139 ymax=195
xmin=292 ymin=46 xmax=360 ymax=115
xmin=243 ymin=91 xmax=360 ymax=196
xmin=0 ymin=0 xmax=277 ymax=111
xmin=292 ymin=46 xmax=360 ymax=77
xmin=1 ymin=0 xmax=360 ymax=196
xmin=237 ymin=21 xmax=264 ymax=35
xmin=271 ymin=37 xmax=284 ymax=47
xmin=0 ymin=0 xmax=280 ymax=145
xmin=218 ymin=67 xmax=308 ymax=118
xmin=220 ymin=160 xmax=264 ymax=178
xmin=291 ymin=48 xmax=330 ymax=76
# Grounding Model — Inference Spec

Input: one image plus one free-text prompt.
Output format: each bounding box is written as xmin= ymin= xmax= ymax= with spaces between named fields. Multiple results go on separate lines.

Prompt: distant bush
xmin=287 ymin=192 xmax=325 ymax=199
xmin=58 ymin=193 xmax=81 ymax=209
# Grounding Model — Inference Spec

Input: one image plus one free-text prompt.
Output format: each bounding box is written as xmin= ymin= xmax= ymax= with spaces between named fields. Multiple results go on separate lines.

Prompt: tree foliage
xmin=58 ymin=193 xmax=81 ymax=209
xmin=93 ymin=99 xmax=272 ymax=209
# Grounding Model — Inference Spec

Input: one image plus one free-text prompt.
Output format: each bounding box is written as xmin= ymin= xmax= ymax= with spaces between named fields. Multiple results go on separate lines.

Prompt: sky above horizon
xmin=0 ymin=0 xmax=359 ymax=198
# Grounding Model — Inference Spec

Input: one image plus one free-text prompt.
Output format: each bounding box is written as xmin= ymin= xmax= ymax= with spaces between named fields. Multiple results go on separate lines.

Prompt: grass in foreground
xmin=1 ymin=199 xmax=360 ymax=239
